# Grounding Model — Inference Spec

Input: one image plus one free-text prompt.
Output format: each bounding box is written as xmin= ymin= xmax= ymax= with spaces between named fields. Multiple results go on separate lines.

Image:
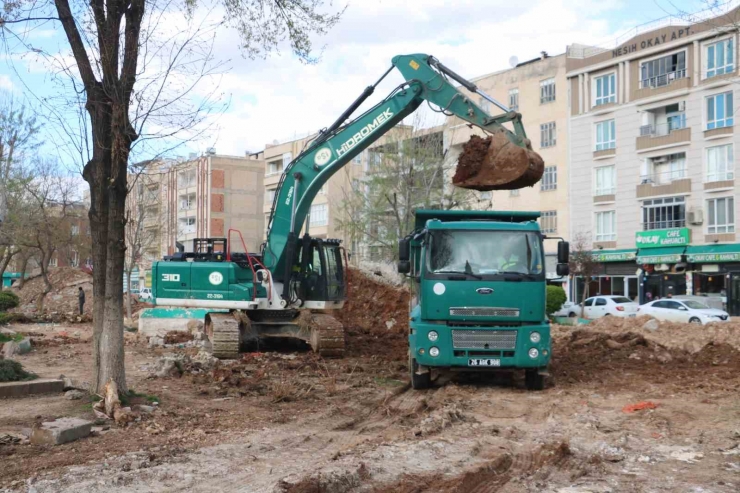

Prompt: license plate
xmin=468 ymin=358 xmax=501 ymax=367
xmin=628 ymin=314 xmax=636 ymax=317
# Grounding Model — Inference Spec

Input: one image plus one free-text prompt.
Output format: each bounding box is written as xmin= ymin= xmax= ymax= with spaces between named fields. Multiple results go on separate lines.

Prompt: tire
xmin=689 ymin=317 xmax=702 ymax=325
xmin=409 ymin=355 xmax=431 ymax=390
xmin=525 ymin=369 xmax=545 ymax=391
xmin=568 ymin=312 xmax=577 ymax=318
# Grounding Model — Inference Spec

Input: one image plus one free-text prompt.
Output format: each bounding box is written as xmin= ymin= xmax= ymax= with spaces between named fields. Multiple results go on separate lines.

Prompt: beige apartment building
xmin=567 ymin=7 xmax=740 ymax=311
xmin=445 ymin=52 xmax=569 ymax=277
xmin=128 ymin=151 xmax=266 ymax=287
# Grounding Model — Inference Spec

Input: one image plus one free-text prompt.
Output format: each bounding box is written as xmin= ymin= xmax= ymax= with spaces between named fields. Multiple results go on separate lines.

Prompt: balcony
xmin=634 ymin=69 xmax=691 ymax=99
xmin=637 ymin=121 xmax=691 ymax=151
xmin=637 ymin=169 xmax=691 ymax=198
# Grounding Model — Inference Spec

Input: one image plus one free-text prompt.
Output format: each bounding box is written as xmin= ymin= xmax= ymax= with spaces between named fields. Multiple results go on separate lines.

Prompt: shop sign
xmin=687 ymin=252 xmax=740 ymax=263
xmin=637 ymin=253 xmax=683 ymax=264
xmin=635 ymin=228 xmax=690 ymax=248
xmin=592 ymin=251 xmax=636 ymax=262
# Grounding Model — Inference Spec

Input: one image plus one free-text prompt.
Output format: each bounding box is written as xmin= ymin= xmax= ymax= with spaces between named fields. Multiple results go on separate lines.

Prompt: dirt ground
xmin=2 ymin=274 xmax=740 ymax=492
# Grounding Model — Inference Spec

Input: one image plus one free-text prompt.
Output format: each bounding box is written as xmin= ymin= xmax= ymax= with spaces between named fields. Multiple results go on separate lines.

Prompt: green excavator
xmin=150 ymin=53 xmax=544 ymax=358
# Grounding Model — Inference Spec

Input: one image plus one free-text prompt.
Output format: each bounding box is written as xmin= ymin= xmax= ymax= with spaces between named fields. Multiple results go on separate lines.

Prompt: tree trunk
xmin=0 ymin=248 xmax=15 ymax=285
xmin=37 ymin=251 xmax=53 ymax=313
xmin=125 ymin=270 xmax=132 ymax=320
xmin=17 ymin=252 xmax=29 ymax=289
xmin=580 ymin=279 xmax=589 ymax=318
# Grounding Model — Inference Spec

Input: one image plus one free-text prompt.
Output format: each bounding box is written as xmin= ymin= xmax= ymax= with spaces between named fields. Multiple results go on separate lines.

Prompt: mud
xmin=453 ymin=133 xmax=544 ymax=191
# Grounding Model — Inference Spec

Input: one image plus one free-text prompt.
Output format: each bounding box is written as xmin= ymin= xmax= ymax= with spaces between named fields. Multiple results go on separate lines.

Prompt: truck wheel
xmin=525 ymin=369 xmax=545 ymax=391
xmin=409 ymin=355 xmax=431 ymax=390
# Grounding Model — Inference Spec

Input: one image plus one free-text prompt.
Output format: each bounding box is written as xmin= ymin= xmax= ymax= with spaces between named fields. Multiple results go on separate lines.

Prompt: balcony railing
xmin=641 ymin=219 xmax=686 ymax=231
xmin=639 ymin=68 xmax=687 ymax=89
xmin=640 ymin=168 xmax=687 ymax=185
xmin=639 ymin=117 xmax=686 ymax=137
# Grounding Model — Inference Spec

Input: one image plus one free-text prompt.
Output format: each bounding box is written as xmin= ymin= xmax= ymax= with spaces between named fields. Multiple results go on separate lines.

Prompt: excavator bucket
xmin=452 ymin=133 xmax=545 ymax=191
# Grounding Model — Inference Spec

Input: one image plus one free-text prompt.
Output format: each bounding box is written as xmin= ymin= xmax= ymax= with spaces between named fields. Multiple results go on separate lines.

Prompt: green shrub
xmin=0 ymin=359 xmax=36 ymax=382
xmin=546 ymin=285 xmax=567 ymax=316
xmin=0 ymin=332 xmax=23 ymax=343
xmin=0 ymin=291 xmax=20 ymax=311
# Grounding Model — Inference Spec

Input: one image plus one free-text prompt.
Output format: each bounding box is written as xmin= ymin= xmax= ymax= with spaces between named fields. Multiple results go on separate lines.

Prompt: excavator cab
xmin=296 ymin=235 xmax=346 ymax=304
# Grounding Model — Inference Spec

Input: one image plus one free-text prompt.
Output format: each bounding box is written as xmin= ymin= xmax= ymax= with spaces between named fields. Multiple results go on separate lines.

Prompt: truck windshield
xmin=428 ymin=230 xmax=543 ymax=277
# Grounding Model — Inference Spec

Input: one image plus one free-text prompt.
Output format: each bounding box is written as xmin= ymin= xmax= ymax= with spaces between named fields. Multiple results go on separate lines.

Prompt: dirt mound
xmin=11 ymin=267 xmax=92 ymax=321
xmin=164 ymin=331 xmax=193 ymax=345
xmin=333 ymin=268 xmax=409 ymax=361
xmin=551 ymin=326 xmax=740 ymax=391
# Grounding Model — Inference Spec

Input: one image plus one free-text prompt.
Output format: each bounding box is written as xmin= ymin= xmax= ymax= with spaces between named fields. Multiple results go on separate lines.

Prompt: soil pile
xmin=11 ymin=267 xmax=92 ymax=322
xmin=333 ymin=268 xmax=409 ymax=361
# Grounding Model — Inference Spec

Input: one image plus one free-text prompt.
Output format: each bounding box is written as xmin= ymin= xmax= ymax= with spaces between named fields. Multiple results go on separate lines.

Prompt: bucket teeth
xmin=453 ymin=133 xmax=545 ymax=191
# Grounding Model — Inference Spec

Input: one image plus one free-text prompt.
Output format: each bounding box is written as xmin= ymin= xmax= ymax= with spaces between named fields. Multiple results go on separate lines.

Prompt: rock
xmin=65 ymin=389 xmax=86 ymax=400
xmin=2 ymin=337 xmax=30 ymax=358
xmin=656 ymin=351 xmax=673 ymax=363
xmin=192 ymin=350 xmax=219 ymax=370
xmin=150 ymin=357 xmax=183 ymax=378
xmin=148 ymin=336 xmax=165 ymax=348
xmin=643 ymin=319 xmax=660 ymax=331
xmin=0 ymin=327 xmax=17 ymax=336
xmin=58 ymin=374 xmax=89 ymax=391
xmin=187 ymin=319 xmax=204 ymax=333
xmin=30 ymin=418 xmax=93 ymax=445
xmin=137 ymin=405 xmax=155 ymax=414
xmin=385 ymin=319 xmax=396 ymax=330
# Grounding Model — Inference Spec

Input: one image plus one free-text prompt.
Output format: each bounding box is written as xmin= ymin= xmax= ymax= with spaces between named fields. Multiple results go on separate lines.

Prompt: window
xmin=177 ymin=169 xmax=196 ymax=188
xmin=85 ymin=257 xmax=93 ymax=267
xmin=647 ymin=152 xmax=686 ymax=184
xmin=71 ymin=224 xmax=79 ymax=236
xmin=49 ymin=256 xmax=58 ymax=267
xmin=705 ymin=38 xmax=734 ymax=79
xmin=266 ymin=188 xmax=276 ymax=204
xmin=540 ymin=210 xmax=557 ymax=233
xmin=352 ymin=151 xmax=362 ymax=164
xmin=706 ymin=144 xmax=734 ymax=182
xmin=509 ymin=89 xmax=519 ymax=110
xmin=479 ymin=97 xmax=491 ymax=113
xmin=145 ymin=205 xmax=159 ymax=218
xmin=595 ymin=298 xmax=607 ymax=306
xmin=541 ymin=166 xmax=557 ymax=191
xmin=282 ymin=152 xmax=292 ymax=168
xmin=267 ymin=159 xmax=283 ymax=175
xmin=510 ymin=189 xmax=519 ymax=197
xmin=595 ymin=165 xmax=615 ymax=195
xmin=71 ymin=251 xmax=79 ymax=268
xmin=179 ymin=217 xmax=196 ymax=234
xmin=595 ymin=120 xmax=616 ymax=151
xmin=595 ymin=211 xmax=616 ymax=241
xmin=540 ymin=78 xmax=555 ymax=103
xmin=310 ymin=203 xmax=328 ymax=226
xmin=584 ymin=298 xmax=594 ymax=307
xmin=641 ymin=196 xmax=685 ymax=230
xmin=540 ymin=122 xmax=556 ymax=148
xmin=708 ymin=197 xmax=735 ymax=234
xmin=179 ymin=193 xmax=195 ymax=210
xmin=707 ymin=92 xmax=734 ymax=129
xmin=640 ymin=51 xmax=687 ymax=88
xmin=594 ymin=73 xmax=616 ymax=106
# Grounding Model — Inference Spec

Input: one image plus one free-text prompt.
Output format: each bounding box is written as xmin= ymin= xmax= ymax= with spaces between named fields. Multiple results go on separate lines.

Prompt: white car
xmin=552 ymin=301 xmax=580 ymax=317
xmin=580 ymin=295 xmax=640 ymax=319
xmin=639 ymin=299 xmax=729 ymax=325
xmin=139 ymin=288 xmax=153 ymax=301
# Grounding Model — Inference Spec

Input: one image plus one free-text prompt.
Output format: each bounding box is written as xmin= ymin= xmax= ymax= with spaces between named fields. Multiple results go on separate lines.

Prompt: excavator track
xmin=309 ymin=313 xmax=345 ymax=358
xmin=205 ymin=313 xmax=241 ymax=359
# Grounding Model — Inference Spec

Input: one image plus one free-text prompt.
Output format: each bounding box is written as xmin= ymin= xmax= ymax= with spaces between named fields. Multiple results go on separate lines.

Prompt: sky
xmin=0 ymin=0 xmax=720 ymax=163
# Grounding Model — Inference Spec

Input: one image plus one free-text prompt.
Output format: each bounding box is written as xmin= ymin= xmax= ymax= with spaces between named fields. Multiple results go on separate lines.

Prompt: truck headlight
xmin=528 ymin=348 xmax=539 ymax=359
xmin=429 ymin=347 xmax=440 ymax=357
xmin=428 ymin=331 xmax=438 ymax=342
xmin=529 ymin=332 xmax=541 ymax=343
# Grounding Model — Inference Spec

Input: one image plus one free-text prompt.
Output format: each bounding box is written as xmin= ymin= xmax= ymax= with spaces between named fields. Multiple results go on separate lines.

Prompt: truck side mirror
xmin=398 ymin=238 xmax=411 ymax=274
xmin=558 ymin=241 xmax=570 ymax=264
xmin=556 ymin=263 xmax=569 ymax=276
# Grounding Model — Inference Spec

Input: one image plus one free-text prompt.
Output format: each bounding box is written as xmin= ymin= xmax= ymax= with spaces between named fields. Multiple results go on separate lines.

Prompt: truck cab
xmin=399 ymin=210 xmax=569 ymax=390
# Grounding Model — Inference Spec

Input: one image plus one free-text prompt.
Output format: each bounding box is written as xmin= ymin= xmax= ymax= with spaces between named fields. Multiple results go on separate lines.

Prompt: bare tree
xmin=568 ymin=231 xmax=600 ymax=317
xmin=2 ymin=0 xmax=345 ymax=393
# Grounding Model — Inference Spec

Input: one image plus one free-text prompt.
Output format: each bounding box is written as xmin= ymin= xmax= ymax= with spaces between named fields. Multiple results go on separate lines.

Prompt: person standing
xmin=78 ymin=287 xmax=85 ymax=315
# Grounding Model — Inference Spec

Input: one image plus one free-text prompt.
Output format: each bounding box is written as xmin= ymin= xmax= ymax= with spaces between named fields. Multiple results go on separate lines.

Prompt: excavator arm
xmin=262 ymin=53 xmax=544 ymax=299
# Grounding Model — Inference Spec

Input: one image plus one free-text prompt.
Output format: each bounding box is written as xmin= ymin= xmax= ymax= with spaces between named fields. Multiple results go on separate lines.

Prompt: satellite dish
xmin=508 ymin=56 xmax=519 ymax=68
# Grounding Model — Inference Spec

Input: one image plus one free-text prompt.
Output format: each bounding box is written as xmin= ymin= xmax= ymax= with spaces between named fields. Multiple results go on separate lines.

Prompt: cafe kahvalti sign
xmin=635 ymin=228 xmax=690 ymax=248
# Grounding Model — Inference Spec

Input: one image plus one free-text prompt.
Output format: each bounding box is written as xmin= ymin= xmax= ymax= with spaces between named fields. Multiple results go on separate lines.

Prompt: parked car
xmin=139 ymin=288 xmax=153 ymax=301
xmin=580 ymin=295 xmax=640 ymax=319
xmin=552 ymin=301 xmax=580 ymax=317
xmin=639 ymin=299 xmax=729 ymax=325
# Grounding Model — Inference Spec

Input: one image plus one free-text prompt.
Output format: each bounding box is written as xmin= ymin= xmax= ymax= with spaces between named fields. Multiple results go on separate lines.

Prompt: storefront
xmin=636 ymin=228 xmax=690 ymax=303
xmin=571 ymin=249 xmax=639 ymax=302
xmin=685 ymin=244 xmax=740 ymax=314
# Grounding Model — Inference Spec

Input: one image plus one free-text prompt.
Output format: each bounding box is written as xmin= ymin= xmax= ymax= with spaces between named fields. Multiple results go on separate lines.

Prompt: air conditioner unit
xmin=688 ymin=208 xmax=704 ymax=225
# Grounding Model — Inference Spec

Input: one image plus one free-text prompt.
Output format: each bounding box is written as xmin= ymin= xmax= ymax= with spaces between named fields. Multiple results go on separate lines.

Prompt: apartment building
xmin=445 ymin=53 xmax=569 ymax=278
xmin=567 ymin=7 xmax=740 ymax=311
xmin=127 ymin=151 xmax=266 ymax=287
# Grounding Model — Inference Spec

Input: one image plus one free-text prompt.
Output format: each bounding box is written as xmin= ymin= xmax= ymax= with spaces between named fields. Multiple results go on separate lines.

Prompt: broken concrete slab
xmin=65 ymin=389 xmax=86 ymax=400
xmin=30 ymin=417 xmax=93 ymax=445
xmin=0 ymin=378 xmax=64 ymax=398
xmin=3 ymin=337 xmax=32 ymax=358
xmin=58 ymin=375 xmax=90 ymax=392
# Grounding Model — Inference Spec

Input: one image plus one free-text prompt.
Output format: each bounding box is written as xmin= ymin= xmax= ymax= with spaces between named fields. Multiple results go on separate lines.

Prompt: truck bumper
xmin=409 ymin=321 xmax=551 ymax=370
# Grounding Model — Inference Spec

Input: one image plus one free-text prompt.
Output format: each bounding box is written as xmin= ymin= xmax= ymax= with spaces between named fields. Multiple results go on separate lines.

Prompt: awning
xmin=637 ymin=246 xmax=685 ymax=264
xmin=592 ymin=249 xmax=636 ymax=263
xmin=686 ymin=244 xmax=740 ymax=263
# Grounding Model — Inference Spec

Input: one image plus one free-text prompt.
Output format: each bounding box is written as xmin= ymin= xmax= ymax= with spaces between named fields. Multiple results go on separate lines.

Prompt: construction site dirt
xmin=1 ymin=271 xmax=740 ymax=492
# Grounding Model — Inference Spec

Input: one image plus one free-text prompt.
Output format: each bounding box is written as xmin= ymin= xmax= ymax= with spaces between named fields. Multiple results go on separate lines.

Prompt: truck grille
xmin=451 ymin=329 xmax=518 ymax=349
xmin=450 ymin=307 xmax=520 ymax=317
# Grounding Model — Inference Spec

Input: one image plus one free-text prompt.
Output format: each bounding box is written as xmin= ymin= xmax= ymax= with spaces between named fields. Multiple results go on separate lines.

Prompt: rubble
xmin=65 ymin=389 xmax=86 ymax=400
xmin=0 ymin=327 xmax=17 ymax=336
xmin=30 ymin=417 xmax=93 ymax=445
xmin=2 ymin=337 xmax=31 ymax=358
xmin=642 ymin=319 xmax=660 ymax=331
xmin=11 ymin=267 xmax=93 ymax=322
